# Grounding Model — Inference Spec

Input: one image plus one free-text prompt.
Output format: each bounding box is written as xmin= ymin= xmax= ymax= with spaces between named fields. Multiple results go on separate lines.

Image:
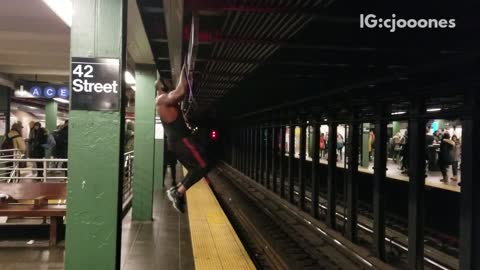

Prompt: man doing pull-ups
xmin=155 ymin=65 xmax=209 ymax=213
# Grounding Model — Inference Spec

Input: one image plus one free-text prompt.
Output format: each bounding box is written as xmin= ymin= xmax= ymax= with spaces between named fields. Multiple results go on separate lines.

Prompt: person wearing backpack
xmin=2 ymin=123 xmax=26 ymax=175
xmin=2 ymin=122 xmax=26 ymax=154
xmin=30 ymin=122 xmax=48 ymax=178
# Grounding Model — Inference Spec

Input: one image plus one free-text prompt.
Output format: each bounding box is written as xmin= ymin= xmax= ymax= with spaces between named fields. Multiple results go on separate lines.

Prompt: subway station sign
xmin=71 ymin=57 xmax=120 ymax=111
xmin=14 ymin=84 xmax=69 ymax=99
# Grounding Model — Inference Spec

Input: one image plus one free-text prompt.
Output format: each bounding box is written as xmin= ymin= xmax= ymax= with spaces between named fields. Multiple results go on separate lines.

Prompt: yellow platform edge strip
xmin=184 ymin=168 xmax=256 ymax=270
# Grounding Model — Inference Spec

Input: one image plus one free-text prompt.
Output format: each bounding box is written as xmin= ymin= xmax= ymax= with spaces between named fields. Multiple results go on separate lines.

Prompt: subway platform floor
xmin=323 ymin=158 xmax=462 ymax=193
xmin=297 ymin=154 xmax=461 ymax=193
xmin=0 ymin=172 xmax=194 ymax=270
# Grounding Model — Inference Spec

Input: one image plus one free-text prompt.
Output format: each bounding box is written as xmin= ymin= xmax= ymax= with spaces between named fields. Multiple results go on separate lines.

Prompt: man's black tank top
xmin=161 ymin=106 xmax=190 ymax=143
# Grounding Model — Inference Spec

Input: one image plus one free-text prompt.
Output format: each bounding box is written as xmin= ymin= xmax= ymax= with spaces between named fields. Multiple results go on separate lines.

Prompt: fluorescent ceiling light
xmin=43 ymin=0 xmax=73 ymax=27
xmin=125 ymin=71 xmax=136 ymax=85
xmin=54 ymin=97 xmax=70 ymax=104
xmin=427 ymin=108 xmax=442 ymax=112
xmin=391 ymin=111 xmax=406 ymax=115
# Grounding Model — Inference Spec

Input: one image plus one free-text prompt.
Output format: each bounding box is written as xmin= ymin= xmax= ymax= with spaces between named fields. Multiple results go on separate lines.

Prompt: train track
xmin=288 ymin=184 xmax=458 ymax=270
xmin=209 ymin=163 xmax=395 ymax=270
xmin=217 ymin=161 xmax=458 ymax=269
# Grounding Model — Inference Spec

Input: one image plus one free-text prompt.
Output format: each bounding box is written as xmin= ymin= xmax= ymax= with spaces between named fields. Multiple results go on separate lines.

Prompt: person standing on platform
xmin=336 ymin=133 xmax=345 ymax=161
xmin=124 ymin=121 xmax=135 ymax=152
xmin=30 ymin=122 xmax=48 ymax=179
xmin=155 ymin=65 xmax=210 ymax=213
xmin=26 ymin=121 xmax=36 ymax=158
xmin=433 ymin=130 xmax=441 ymax=143
xmin=400 ymin=131 xmax=409 ymax=174
xmin=4 ymin=122 xmax=26 ymax=155
xmin=438 ymin=132 xmax=454 ymax=183
xmin=53 ymin=120 xmax=69 ymax=177
xmin=392 ymin=132 xmax=403 ymax=163
xmin=319 ymin=133 xmax=326 ymax=159
xmin=2 ymin=123 xmax=26 ymax=177
xmin=368 ymin=129 xmax=375 ymax=162
xmin=450 ymin=135 xmax=461 ymax=181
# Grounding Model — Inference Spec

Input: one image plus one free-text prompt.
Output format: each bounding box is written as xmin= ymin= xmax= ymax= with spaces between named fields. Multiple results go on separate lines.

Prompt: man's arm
xmin=157 ymin=66 xmax=188 ymax=105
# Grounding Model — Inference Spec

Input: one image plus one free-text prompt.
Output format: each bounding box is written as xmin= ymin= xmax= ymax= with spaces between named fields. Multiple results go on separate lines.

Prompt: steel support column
xmin=233 ymin=129 xmax=237 ymax=168
xmin=288 ymin=124 xmax=295 ymax=203
xmin=346 ymin=115 xmax=360 ymax=242
xmin=245 ymin=128 xmax=249 ymax=175
xmin=311 ymin=121 xmax=320 ymax=218
xmin=238 ymin=128 xmax=242 ymax=170
xmin=299 ymin=122 xmax=307 ymax=210
xmin=327 ymin=121 xmax=338 ymax=229
xmin=259 ymin=126 xmax=265 ymax=184
xmin=231 ymin=129 xmax=235 ymax=167
xmin=242 ymin=128 xmax=247 ymax=174
xmin=235 ymin=128 xmax=240 ymax=169
xmin=265 ymin=125 xmax=271 ymax=189
xmin=254 ymin=126 xmax=259 ymax=181
xmin=408 ymin=98 xmax=426 ymax=270
xmin=243 ymin=127 xmax=250 ymax=176
xmin=373 ymin=105 xmax=387 ymax=259
xmin=280 ymin=125 xmax=286 ymax=198
xmin=249 ymin=127 xmax=255 ymax=178
xmin=272 ymin=125 xmax=279 ymax=193
xmin=459 ymin=90 xmax=480 ymax=270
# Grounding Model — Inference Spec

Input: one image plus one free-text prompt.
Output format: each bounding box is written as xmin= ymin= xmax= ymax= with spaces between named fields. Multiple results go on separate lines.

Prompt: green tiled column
xmin=45 ymin=101 xmax=58 ymax=157
xmin=0 ymin=86 xmax=10 ymax=138
xmin=392 ymin=121 xmax=400 ymax=136
xmin=45 ymin=101 xmax=57 ymax=133
xmin=153 ymin=137 xmax=164 ymax=190
xmin=65 ymin=0 xmax=126 ymax=269
xmin=361 ymin=123 xmax=370 ymax=167
xmin=132 ymin=64 xmax=156 ymax=221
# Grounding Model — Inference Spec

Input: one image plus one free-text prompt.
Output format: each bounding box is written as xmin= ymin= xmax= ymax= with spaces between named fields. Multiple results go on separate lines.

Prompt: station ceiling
xmin=0 ymin=1 xmax=70 ymax=80
xmin=139 ymin=1 xmax=480 ymax=122
xmin=0 ymin=0 xmax=154 ymax=87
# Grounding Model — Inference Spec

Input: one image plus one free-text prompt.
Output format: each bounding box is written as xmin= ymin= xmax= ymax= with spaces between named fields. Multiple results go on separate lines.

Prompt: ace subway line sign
xmin=71 ymin=57 xmax=121 ymax=111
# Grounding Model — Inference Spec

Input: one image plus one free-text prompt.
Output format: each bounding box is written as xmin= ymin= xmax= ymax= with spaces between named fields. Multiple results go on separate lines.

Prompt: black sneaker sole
xmin=172 ymin=202 xmax=184 ymax=213
xmin=167 ymin=189 xmax=185 ymax=213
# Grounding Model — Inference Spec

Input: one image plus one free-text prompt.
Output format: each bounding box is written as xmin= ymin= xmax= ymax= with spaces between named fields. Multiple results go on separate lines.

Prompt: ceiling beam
xmin=127 ymin=0 xmax=155 ymax=64
xmin=0 ymin=73 xmax=14 ymax=88
xmin=162 ymin=0 xmax=184 ymax=84
xmin=0 ymin=65 xmax=69 ymax=76
xmin=174 ymin=57 xmax=407 ymax=69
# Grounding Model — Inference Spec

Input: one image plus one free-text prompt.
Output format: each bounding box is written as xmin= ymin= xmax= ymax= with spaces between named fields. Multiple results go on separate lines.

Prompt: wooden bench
xmin=0 ymin=183 xmax=66 ymax=246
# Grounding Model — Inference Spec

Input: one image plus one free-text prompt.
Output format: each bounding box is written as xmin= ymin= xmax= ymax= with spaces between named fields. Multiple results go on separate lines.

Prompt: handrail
xmin=0 ymin=158 xmax=68 ymax=162
xmin=0 ymin=148 xmax=68 ymax=182
xmin=122 ymin=151 xmax=134 ymax=214
xmin=0 ymin=150 xmax=135 ymax=213
xmin=0 ymin=148 xmax=19 ymax=153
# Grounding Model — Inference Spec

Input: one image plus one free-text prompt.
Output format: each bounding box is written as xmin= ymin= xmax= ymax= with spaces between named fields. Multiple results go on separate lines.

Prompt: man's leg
xmin=451 ymin=161 xmax=458 ymax=180
xmin=170 ymin=162 xmax=177 ymax=186
xmin=163 ymin=162 xmax=168 ymax=187
xmin=167 ymin=137 xmax=209 ymax=212
xmin=36 ymin=161 xmax=44 ymax=177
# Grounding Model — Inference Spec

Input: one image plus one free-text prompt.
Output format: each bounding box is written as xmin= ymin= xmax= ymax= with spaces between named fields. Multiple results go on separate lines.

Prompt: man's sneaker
xmin=167 ymin=188 xmax=185 ymax=213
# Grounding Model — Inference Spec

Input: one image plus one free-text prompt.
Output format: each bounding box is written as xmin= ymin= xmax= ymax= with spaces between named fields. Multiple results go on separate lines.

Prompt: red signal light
xmin=210 ymin=130 xmax=217 ymax=140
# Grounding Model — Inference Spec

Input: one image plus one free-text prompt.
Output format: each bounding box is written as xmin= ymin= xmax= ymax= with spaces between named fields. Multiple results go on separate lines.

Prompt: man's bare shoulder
xmin=156 ymin=93 xmax=169 ymax=105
